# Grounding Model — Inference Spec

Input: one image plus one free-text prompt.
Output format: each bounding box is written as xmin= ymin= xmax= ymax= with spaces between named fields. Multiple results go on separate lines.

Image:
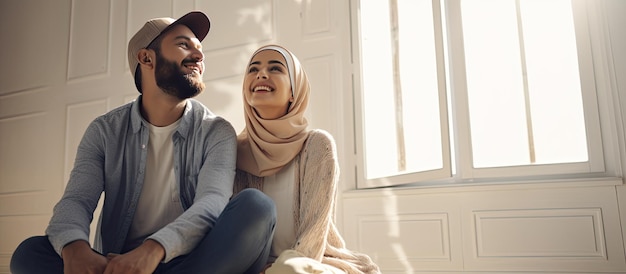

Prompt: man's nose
xmin=191 ymin=48 xmax=204 ymax=61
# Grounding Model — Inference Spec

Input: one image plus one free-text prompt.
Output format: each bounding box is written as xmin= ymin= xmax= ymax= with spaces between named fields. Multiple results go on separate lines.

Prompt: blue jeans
xmin=10 ymin=188 xmax=276 ymax=274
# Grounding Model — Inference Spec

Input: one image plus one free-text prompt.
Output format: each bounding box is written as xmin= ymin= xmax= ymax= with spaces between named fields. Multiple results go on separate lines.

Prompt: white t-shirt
xmin=125 ymin=119 xmax=183 ymax=251
xmin=263 ymin=160 xmax=297 ymax=263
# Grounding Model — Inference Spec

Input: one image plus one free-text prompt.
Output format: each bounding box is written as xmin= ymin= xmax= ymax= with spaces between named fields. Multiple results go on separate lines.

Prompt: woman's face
xmin=243 ymin=49 xmax=292 ymax=119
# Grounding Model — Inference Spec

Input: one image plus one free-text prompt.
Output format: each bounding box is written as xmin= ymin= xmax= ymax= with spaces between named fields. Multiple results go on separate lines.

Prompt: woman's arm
xmin=294 ymin=130 xmax=340 ymax=261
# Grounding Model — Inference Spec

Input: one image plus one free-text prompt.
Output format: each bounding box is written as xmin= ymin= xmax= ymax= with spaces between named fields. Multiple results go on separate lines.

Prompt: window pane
xmin=398 ymin=0 xmax=443 ymax=174
xmin=360 ymin=0 xmax=443 ymax=179
xmin=461 ymin=0 xmax=588 ymax=168
xmin=361 ymin=0 xmax=397 ymax=179
xmin=521 ymin=0 xmax=588 ymax=164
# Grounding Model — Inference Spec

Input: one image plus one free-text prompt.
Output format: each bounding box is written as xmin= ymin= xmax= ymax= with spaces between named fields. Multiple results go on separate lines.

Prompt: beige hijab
xmin=237 ymin=45 xmax=310 ymax=177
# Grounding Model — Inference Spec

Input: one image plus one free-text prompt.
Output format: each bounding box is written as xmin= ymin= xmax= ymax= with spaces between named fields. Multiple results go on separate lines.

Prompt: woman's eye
xmin=248 ymin=67 xmax=258 ymax=73
xmin=270 ymin=66 xmax=283 ymax=72
xmin=178 ymin=42 xmax=189 ymax=48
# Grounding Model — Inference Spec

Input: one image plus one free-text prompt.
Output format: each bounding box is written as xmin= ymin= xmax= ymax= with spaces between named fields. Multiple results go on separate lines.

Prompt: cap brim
xmin=163 ymin=11 xmax=210 ymax=42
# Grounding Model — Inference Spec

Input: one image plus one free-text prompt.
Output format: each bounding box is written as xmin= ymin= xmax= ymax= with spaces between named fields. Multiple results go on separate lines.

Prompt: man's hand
xmin=104 ymin=239 xmax=165 ymax=274
xmin=61 ymin=240 xmax=108 ymax=274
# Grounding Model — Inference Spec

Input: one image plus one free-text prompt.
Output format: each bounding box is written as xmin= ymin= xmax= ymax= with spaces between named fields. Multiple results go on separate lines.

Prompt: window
xmin=352 ymin=0 xmax=615 ymax=188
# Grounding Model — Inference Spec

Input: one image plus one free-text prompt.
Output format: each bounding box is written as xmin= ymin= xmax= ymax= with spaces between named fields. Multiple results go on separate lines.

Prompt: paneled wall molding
xmin=343 ymin=182 xmax=626 ymax=272
xmin=0 ymin=86 xmax=48 ymax=100
xmin=67 ymin=0 xmax=112 ymax=81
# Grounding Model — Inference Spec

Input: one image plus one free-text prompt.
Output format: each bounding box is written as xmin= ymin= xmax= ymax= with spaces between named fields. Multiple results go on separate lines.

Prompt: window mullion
xmin=444 ymin=0 xmax=474 ymax=179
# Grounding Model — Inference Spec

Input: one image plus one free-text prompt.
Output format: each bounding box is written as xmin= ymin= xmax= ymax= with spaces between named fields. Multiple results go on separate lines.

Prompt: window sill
xmin=346 ymin=176 xmax=623 ymax=197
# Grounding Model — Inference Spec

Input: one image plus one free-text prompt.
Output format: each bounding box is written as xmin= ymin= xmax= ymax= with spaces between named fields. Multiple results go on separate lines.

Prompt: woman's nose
xmin=256 ymin=70 xmax=268 ymax=79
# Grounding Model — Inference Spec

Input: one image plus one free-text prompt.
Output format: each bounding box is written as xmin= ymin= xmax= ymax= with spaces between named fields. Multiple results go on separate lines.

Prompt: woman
xmin=233 ymin=44 xmax=380 ymax=274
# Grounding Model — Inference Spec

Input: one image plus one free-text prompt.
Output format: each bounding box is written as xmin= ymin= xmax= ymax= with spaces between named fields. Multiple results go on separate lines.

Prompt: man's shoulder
xmin=185 ymin=99 xmax=236 ymax=137
xmin=185 ymin=99 xmax=213 ymax=118
xmin=92 ymin=100 xmax=134 ymax=124
xmin=187 ymin=99 xmax=231 ymax=125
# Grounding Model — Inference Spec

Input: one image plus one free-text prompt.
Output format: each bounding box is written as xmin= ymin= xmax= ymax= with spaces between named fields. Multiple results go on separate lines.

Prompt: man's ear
xmin=137 ymin=49 xmax=153 ymax=65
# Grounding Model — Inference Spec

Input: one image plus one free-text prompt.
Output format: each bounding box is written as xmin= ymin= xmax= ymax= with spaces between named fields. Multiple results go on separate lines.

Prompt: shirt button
xmin=142 ymin=144 xmax=146 ymax=149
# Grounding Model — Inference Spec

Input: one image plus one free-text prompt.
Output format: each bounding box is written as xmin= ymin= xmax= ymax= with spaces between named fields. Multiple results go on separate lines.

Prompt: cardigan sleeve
xmin=294 ymin=129 xmax=340 ymax=261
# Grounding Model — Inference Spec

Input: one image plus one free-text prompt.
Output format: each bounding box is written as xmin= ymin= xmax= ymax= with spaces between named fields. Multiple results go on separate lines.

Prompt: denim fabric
xmin=11 ymin=189 xmax=276 ymax=274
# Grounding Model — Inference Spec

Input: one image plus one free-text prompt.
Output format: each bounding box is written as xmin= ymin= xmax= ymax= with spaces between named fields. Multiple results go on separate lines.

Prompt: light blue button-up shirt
xmin=46 ymin=96 xmax=237 ymax=262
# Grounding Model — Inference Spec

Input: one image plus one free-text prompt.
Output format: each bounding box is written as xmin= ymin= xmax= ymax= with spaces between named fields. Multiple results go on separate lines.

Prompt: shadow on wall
xmin=194 ymin=2 xmax=276 ymax=132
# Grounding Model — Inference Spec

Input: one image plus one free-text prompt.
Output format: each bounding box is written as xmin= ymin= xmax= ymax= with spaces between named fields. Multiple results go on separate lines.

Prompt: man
xmin=11 ymin=11 xmax=276 ymax=274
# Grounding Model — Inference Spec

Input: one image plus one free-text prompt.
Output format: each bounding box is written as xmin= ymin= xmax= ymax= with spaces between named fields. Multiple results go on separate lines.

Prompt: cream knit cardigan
xmin=234 ymin=129 xmax=380 ymax=274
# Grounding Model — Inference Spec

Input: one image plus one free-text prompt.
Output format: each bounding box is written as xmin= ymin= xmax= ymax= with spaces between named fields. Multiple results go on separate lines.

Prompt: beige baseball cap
xmin=127 ymin=11 xmax=210 ymax=80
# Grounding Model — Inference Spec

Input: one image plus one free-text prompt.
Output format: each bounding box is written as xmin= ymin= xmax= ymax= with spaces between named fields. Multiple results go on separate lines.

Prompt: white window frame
xmin=351 ymin=0 xmax=622 ymax=189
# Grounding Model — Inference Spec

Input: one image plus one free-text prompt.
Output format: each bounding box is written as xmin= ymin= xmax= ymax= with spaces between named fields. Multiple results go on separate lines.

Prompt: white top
xmin=125 ymin=119 xmax=183 ymax=251
xmin=263 ymin=160 xmax=297 ymax=263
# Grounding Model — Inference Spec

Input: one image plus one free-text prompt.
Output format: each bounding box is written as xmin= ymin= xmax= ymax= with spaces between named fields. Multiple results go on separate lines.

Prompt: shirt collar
xmin=130 ymin=95 xmax=193 ymax=138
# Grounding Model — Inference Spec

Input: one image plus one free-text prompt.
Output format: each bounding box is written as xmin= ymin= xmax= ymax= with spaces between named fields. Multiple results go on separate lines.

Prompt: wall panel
xmin=473 ymin=208 xmax=605 ymax=258
xmin=0 ymin=1 xmax=71 ymax=93
xmin=358 ymin=213 xmax=452 ymax=271
xmin=64 ymin=100 xmax=108 ymax=183
xmin=344 ymin=189 xmax=464 ymax=271
xmin=68 ymin=0 xmax=111 ymax=81
xmin=302 ymin=56 xmax=333 ymax=131
xmin=303 ymin=0 xmax=331 ymax=36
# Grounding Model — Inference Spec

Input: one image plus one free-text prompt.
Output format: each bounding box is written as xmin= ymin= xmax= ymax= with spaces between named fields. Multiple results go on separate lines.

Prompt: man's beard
xmin=154 ymin=53 xmax=205 ymax=99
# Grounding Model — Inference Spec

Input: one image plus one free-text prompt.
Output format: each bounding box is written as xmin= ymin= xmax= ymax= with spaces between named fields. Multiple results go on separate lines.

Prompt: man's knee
xmin=11 ymin=236 xmax=57 ymax=273
xmin=13 ymin=236 xmax=49 ymax=257
xmin=233 ymin=188 xmax=277 ymax=220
